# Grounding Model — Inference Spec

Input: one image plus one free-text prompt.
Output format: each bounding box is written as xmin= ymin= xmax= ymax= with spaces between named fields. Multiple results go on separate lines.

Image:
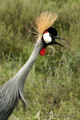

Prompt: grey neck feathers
xmin=16 ymin=40 xmax=44 ymax=90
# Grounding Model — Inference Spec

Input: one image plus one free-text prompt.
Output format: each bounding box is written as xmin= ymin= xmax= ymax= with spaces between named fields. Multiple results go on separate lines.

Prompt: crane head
xmin=34 ymin=11 xmax=65 ymax=56
xmin=40 ymin=27 xmax=65 ymax=56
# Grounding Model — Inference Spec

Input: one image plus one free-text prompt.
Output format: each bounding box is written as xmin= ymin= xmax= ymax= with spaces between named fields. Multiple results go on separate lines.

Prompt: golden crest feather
xmin=34 ymin=11 xmax=58 ymax=38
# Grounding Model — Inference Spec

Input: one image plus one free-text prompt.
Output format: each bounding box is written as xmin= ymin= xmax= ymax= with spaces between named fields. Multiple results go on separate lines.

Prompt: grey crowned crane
xmin=0 ymin=11 xmax=65 ymax=120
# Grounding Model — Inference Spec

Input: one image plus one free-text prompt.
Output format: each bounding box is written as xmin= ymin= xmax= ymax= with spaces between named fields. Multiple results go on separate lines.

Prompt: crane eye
xmin=43 ymin=32 xmax=52 ymax=44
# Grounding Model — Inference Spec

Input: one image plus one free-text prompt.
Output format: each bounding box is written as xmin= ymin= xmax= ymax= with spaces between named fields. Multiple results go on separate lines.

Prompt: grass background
xmin=0 ymin=0 xmax=80 ymax=119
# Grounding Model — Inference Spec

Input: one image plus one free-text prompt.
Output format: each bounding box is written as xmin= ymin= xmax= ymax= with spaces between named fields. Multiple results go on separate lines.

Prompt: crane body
xmin=0 ymin=40 xmax=43 ymax=120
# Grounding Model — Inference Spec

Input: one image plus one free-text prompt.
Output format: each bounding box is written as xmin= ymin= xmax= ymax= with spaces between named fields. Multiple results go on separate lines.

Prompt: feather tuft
xmin=34 ymin=11 xmax=58 ymax=39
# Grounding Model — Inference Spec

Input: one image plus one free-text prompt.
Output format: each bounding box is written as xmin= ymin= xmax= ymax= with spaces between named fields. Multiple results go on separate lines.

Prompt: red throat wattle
xmin=40 ymin=48 xmax=46 ymax=56
xmin=39 ymin=31 xmax=48 ymax=56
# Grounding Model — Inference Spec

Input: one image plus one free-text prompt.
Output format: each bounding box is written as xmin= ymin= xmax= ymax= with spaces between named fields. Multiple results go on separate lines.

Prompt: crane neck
xmin=16 ymin=39 xmax=44 ymax=90
xmin=29 ymin=40 xmax=44 ymax=62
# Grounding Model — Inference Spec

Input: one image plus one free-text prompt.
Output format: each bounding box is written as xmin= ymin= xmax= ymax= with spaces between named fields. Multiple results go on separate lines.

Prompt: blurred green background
xmin=0 ymin=0 xmax=80 ymax=120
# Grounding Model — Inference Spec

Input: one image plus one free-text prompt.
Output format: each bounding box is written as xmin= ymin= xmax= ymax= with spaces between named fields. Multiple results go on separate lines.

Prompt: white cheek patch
xmin=43 ymin=33 xmax=52 ymax=44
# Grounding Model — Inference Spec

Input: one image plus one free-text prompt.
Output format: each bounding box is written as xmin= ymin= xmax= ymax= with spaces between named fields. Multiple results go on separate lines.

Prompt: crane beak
xmin=52 ymin=36 xmax=65 ymax=47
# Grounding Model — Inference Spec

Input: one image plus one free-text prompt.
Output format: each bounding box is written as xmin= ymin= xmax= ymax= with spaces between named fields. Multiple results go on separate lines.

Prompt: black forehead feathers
xmin=46 ymin=27 xmax=58 ymax=36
